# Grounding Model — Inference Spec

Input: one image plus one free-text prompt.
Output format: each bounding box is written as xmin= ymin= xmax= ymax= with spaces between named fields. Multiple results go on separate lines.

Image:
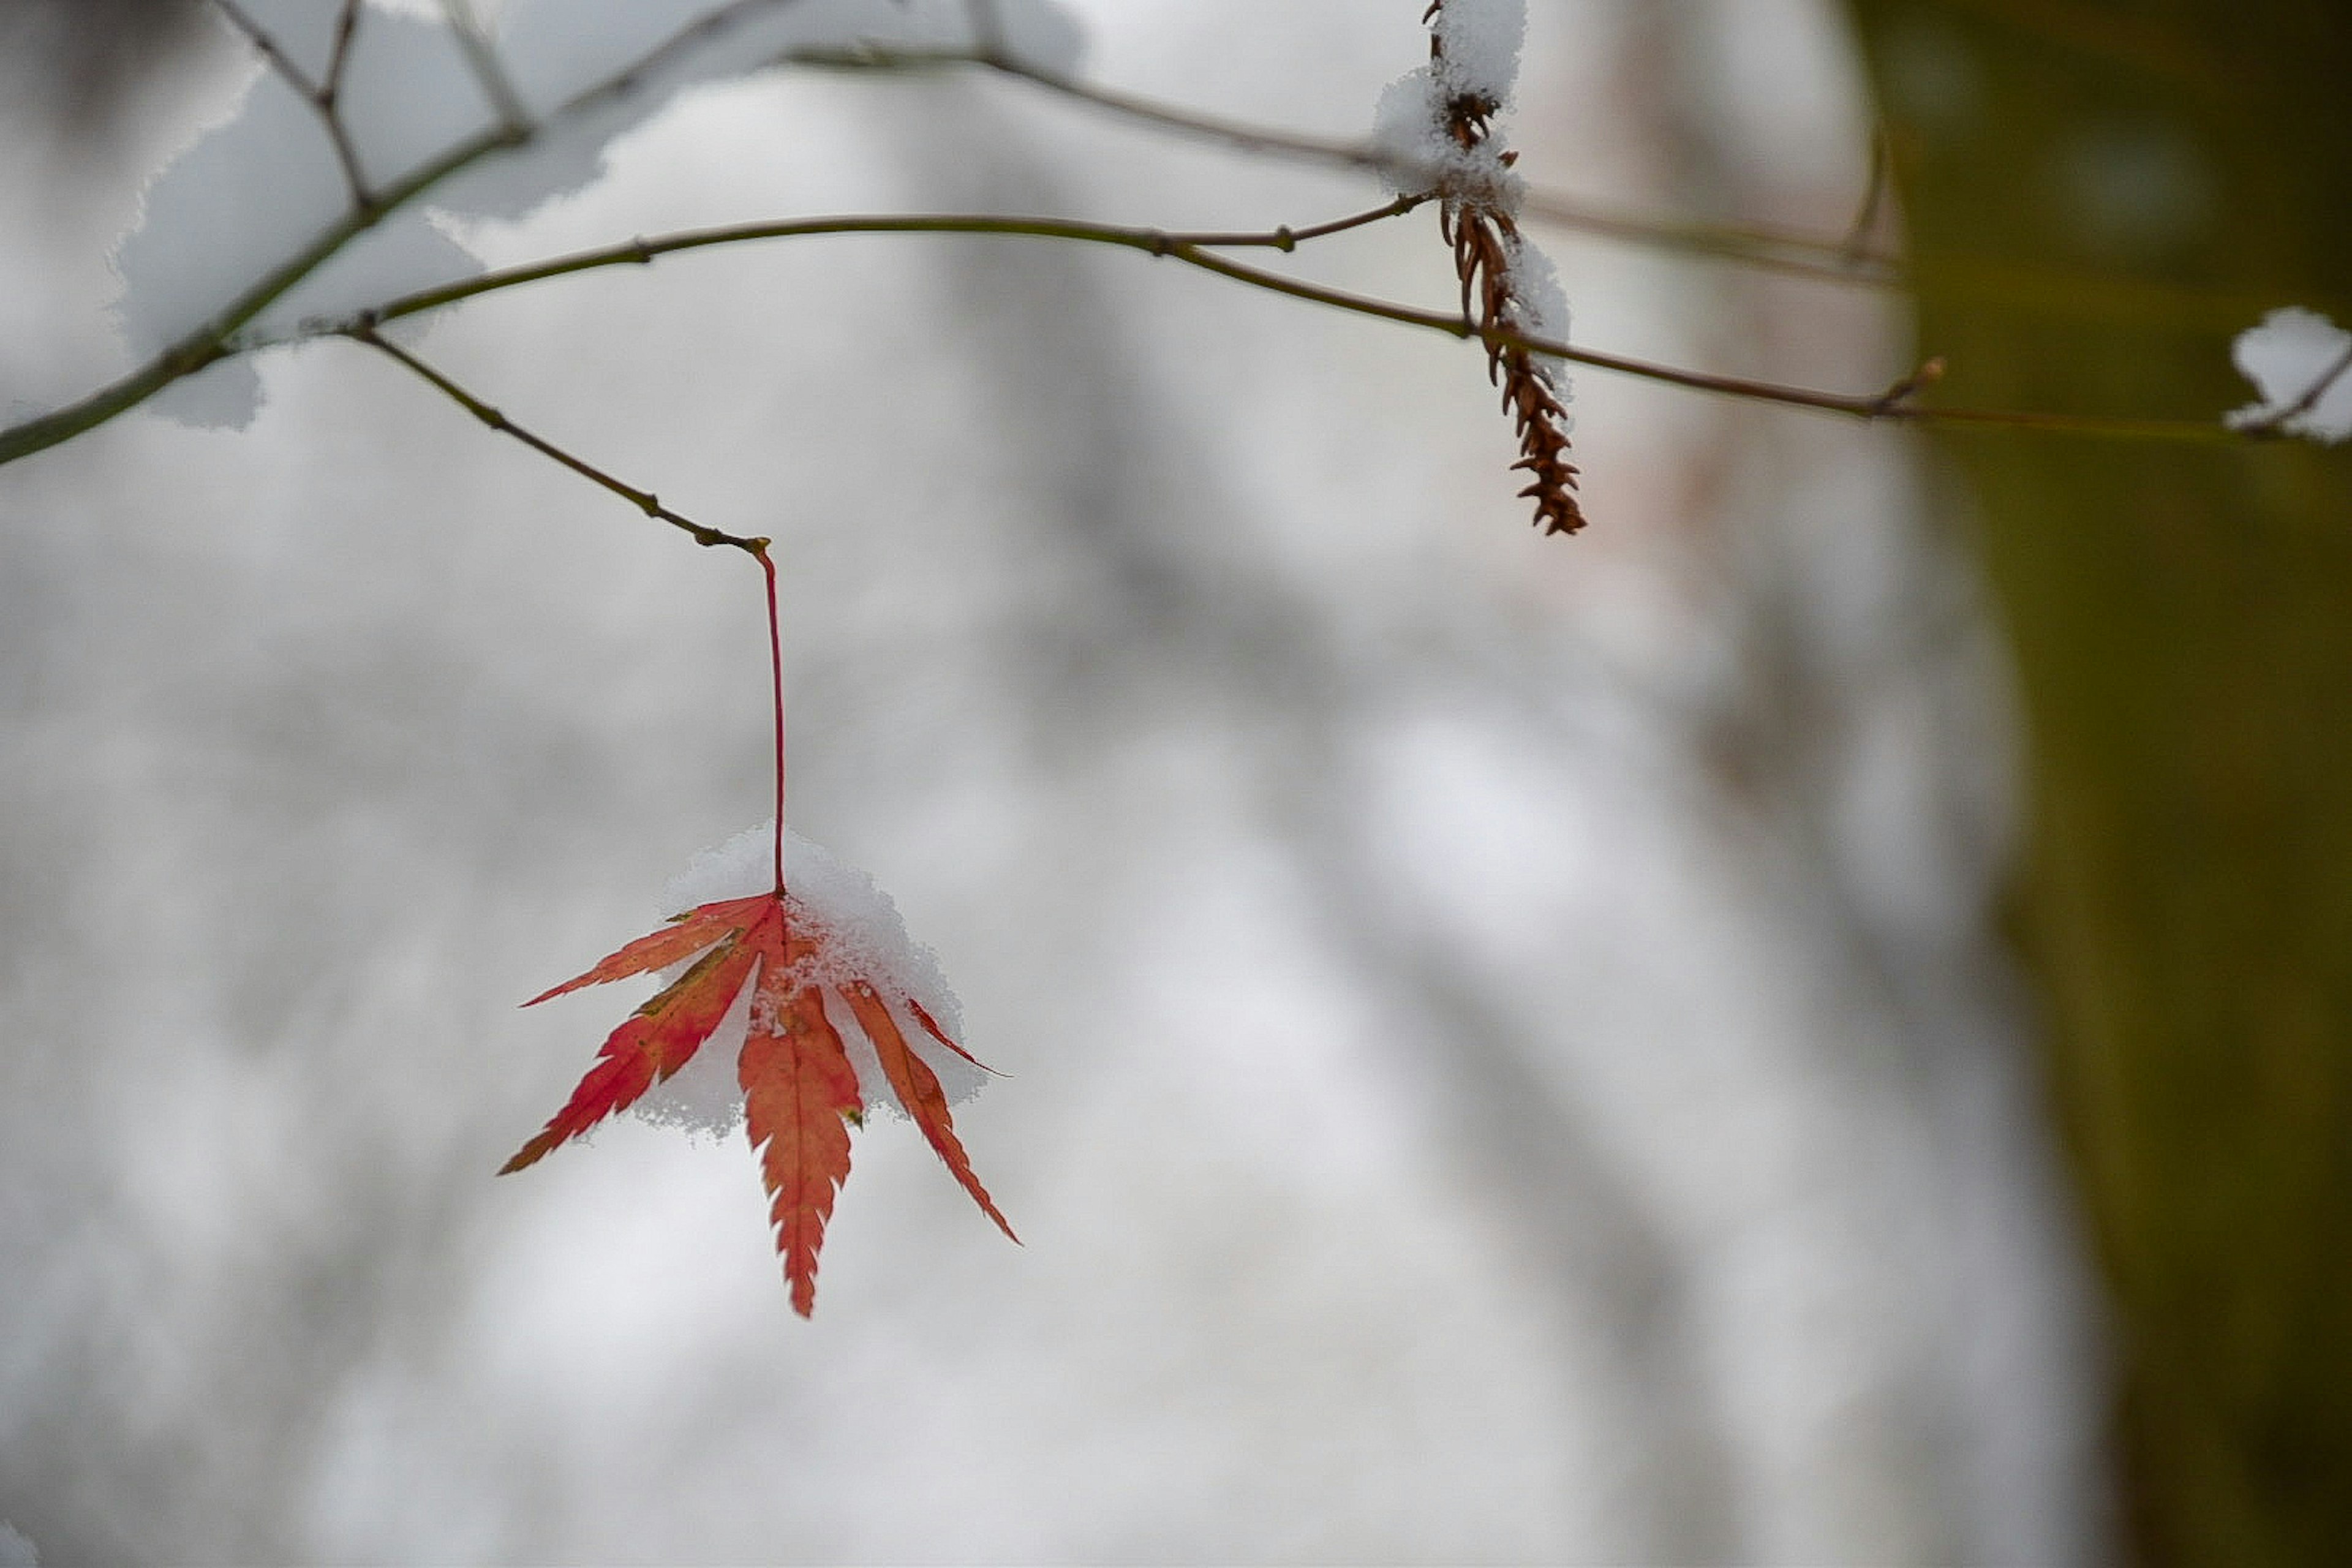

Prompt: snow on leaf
xmin=502 ymin=845 xmax=1012 ymax=1317
xmin=645 ymin=822 xmax=990 ymax=1129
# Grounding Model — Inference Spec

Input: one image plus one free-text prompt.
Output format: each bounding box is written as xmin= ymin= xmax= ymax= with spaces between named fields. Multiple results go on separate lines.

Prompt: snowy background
xmin=0 ymin=1 xmax=2109 ymax=1561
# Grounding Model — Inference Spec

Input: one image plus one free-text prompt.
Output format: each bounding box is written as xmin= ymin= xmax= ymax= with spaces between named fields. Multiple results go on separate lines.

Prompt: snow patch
xmin=1501 ymin=228 xmax=1571 ymax=401
xmin=108 ymin=0 xmax=1084 ymax=428
xmin=1369 ymin=0 xmax=1528 ymax=210
xmin=2225 ymin=306 xmax=2352 ymax=443
xmin=1429 ymin=0 xmax=1527 ymax=105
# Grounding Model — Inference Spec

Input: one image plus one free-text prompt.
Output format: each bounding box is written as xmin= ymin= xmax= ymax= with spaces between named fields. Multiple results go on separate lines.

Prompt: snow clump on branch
xmin=1371 ymin=0 xmax=1527 ymax=209
xmin=2223 ymin=307 xmax=2352 ymax=443
xmin=111 ymin=0 xmax=1082 ymax=429
xmin=1373 ymin=0 xmax=1585 ymax=535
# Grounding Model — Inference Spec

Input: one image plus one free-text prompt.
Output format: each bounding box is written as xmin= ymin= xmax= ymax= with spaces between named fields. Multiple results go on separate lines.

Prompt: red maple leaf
xmin=500 ymin=888 xmax=1016 ymax=1316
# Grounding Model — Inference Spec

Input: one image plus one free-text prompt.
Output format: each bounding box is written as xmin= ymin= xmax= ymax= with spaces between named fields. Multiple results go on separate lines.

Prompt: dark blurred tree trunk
xmin=1837 ymin=3 xmax=2352 ymax=1563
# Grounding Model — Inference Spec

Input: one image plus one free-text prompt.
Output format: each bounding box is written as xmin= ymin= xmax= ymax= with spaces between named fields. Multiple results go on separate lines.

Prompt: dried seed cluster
xmin=1427 ymin=1 xmax=1586 ymax=536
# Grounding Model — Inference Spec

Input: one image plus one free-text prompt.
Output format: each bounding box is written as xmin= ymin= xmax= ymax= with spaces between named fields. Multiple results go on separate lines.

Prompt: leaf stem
xmin=347 ymin=323 xmax=786 ymax=881
xmin=760 ymin=543 xmax=785 ymax=896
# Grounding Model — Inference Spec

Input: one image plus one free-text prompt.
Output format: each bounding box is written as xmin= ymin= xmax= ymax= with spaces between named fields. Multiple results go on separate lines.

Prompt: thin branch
xmin=325 ymin=203 xmax=1420 ymax=330
xmin=0 ymin=10 xmax=2259 ymax=469
xmin=348 ymin=325 xmax=768 ymax=554
xmin=322 ymin=0 xmax=364 ymax=96
xmin=962 ymin=0 xmax=1007 ymax=60
xmin=990 ymin=49 xmax=1907 ymax=277
xmin=793 ymin=42 xmax=2352 ymax=330
xmin=318 ymin=1 xmax=372 ymax=207
xmin=783 ymin=43 xmax=1905 ymax=288
xmin=211 ymin=0 xmax=318 ymax=92
xmin=1152 ymin=195 xmax=1428 ymax=251
xmin=1841 ymin=127 xmax=1891 ymax=261
xmin=1 ymin=0 xmax=803 ymax=469
xmin=440 ymin=0 xmax=532 ymax=135
xmin=1182 ymin=249 xmax=2242 ymax=441
xmin=212 ymin=0 xmax=375 ymax=209
xmin=340 ymin=206 xmax=2245 ymax=445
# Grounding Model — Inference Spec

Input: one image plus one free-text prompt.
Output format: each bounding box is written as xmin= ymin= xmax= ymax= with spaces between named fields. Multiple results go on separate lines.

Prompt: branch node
xmin=1868 ymin=355 xmax=1946 ymax=417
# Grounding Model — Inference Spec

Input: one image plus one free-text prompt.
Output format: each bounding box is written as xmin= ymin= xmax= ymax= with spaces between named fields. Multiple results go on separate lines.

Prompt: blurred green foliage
xmin=1841 ymin=2 xmax=2352 ymax=1563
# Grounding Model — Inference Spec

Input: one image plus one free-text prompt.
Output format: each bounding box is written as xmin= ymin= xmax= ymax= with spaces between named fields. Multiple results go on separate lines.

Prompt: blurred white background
xmin=0 ymin=1 xmax=2110 ymax=1561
